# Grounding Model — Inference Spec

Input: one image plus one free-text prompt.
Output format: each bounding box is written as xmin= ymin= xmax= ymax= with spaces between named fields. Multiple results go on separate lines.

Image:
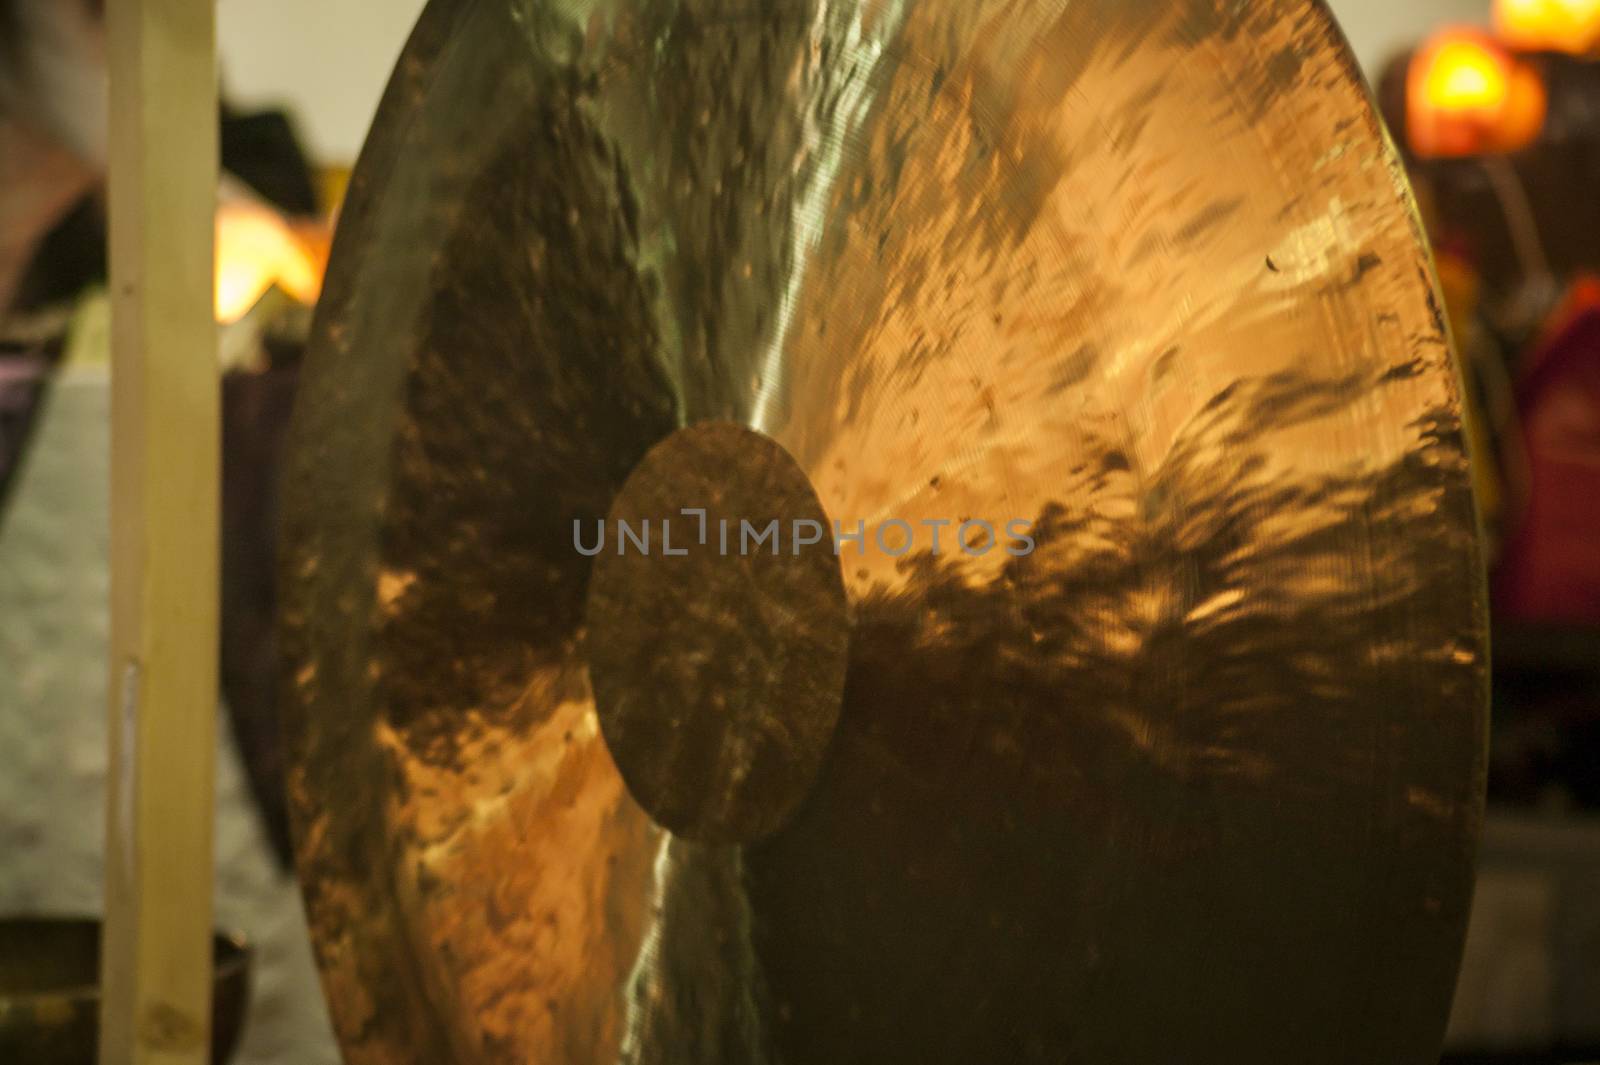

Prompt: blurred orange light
xmin=1408 ymin=29 xmax=1548 ymax=158
xmin=1429 ymin=38 xmax=1510 ymax=109
xmin=215 ymin=199 xmax=324 ymax=324
xmin=1496 ymin=0 xmax=1600 ymax=56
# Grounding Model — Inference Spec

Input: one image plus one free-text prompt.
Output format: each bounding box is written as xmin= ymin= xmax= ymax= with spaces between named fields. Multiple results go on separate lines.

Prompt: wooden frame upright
xmin=100 ymin=2 xmax=220 ymax=1063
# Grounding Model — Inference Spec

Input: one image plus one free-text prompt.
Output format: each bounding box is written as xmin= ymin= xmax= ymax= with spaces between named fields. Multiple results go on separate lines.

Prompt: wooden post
xmin=100 ymin=1 xmax=220 ymax=1064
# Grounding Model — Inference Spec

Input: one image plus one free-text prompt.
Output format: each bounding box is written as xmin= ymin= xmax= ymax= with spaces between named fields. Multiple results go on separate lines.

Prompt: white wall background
xmin=218 ymin=0 xmax=428 ymax=165
xmin=218 ymin=0 xmax=1495 ymax=166
xmin=1329 ymin=0 xmax=1496 ymax=72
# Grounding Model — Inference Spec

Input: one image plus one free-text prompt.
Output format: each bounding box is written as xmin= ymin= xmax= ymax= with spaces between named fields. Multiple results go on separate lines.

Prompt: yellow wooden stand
xmin=100 ymin=1 xmax=220 ymax=1063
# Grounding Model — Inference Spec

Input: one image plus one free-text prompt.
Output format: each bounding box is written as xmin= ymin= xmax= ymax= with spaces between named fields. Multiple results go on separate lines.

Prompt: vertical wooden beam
xmin=101 ymin=1 xmax=220 ymax=1064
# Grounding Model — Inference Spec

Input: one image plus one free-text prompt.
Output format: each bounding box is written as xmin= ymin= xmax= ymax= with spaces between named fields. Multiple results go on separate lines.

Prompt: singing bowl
xmin=281 ymin=0 xmax=1490 ymax=1062
xmin=0 ymin=918 xmax=251 ymax=1064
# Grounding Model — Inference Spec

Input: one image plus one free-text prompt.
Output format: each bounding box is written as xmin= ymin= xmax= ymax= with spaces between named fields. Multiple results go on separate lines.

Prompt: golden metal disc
xmin=280 ymin=1 xmax=1489 ymax=1062
xmin=585 ymin=422 xmax=850 ymax=844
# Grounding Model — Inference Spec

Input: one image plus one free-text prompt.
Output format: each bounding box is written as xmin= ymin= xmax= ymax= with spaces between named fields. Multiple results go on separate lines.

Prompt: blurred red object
xmin=1494 ymin=277 xmax=1600 ymax=624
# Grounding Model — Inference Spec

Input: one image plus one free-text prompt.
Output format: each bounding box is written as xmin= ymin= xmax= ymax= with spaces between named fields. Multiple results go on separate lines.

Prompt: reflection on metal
xmin=279 ymin=1 xmax=1490 ymax=1062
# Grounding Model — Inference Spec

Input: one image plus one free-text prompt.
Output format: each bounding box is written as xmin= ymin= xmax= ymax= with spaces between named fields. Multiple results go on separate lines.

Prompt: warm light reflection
xmin=1407 ymin=29 xmax=1548 ymax=159
xmin=1496 ymin=0 xmax=1600 ymax=56
xmin=215 ymin=199 xmax=325 ymax=324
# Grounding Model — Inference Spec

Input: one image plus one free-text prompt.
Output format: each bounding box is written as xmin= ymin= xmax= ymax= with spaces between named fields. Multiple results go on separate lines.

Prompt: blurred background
xmin=1 ymin=1 xmax=1598 ymax=1063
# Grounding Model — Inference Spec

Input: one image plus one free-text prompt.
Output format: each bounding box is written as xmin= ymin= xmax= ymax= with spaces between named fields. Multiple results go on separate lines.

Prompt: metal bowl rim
xmin=0 ymin=916 xmax=252 ymax=1007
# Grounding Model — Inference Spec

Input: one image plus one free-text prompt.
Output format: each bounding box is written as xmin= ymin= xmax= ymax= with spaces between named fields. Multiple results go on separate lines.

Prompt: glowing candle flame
xmin=1496 ymin=0 xmax=1600 ymax=56
xmin=1407 ymin=29 xmax=1548 ymax=159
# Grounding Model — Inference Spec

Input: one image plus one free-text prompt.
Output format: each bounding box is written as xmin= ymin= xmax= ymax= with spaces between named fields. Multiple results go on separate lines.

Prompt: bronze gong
xmin=279 ymin=0 xmax=1490 ymax=1062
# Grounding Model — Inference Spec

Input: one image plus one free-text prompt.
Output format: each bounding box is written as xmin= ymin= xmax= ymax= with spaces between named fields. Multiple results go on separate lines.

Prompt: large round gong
xmin=280 ymin=1 xmax=1489 ymax=1062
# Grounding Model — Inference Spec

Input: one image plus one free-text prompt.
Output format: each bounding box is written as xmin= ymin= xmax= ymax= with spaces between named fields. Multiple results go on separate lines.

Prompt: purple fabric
xmin=0 ymin=354 xmax=52 ymax=509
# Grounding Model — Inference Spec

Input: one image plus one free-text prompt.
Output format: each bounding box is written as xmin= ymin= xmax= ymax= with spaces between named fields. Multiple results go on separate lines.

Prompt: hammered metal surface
xmin=280 ymin=1 xmax=1490 ymax=1062
xmin=585 ymin=422 xmax=849 ymax=845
